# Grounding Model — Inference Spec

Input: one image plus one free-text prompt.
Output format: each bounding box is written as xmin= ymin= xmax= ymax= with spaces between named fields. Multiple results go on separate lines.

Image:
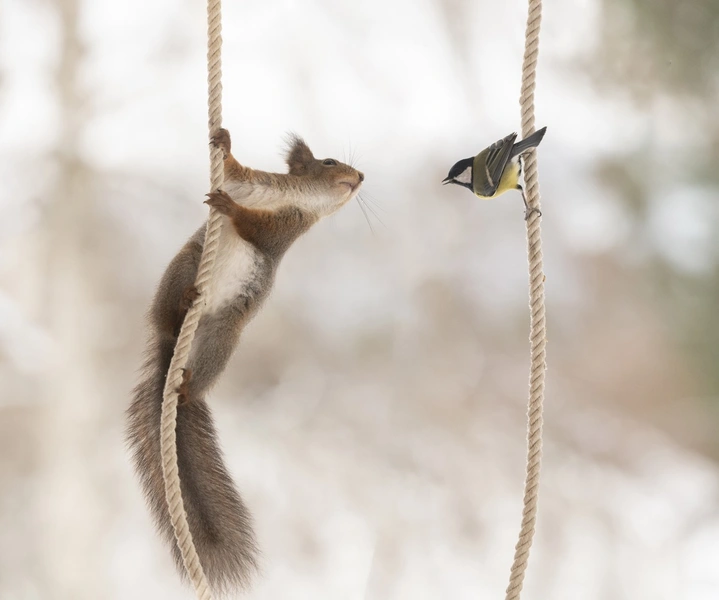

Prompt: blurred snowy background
xmin=1 ymin=0 xmax=719 ymax=598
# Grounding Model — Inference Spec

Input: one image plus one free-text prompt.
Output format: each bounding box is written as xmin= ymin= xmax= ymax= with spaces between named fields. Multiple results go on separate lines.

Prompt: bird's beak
xmin=442 ymin=177 xmax=452 ymax=185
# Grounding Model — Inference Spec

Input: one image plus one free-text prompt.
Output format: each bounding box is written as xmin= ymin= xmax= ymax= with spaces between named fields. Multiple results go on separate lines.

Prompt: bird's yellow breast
xmin=475 ymin=160 xmax=520 ymax=199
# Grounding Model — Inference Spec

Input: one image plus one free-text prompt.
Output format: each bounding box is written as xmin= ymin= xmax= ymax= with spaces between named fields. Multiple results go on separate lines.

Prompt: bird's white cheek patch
xmin=456 ymin=166 xmax=472 ymax=185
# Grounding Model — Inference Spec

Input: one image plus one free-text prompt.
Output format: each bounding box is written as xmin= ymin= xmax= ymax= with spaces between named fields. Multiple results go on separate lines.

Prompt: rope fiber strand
xmin=505 ymin=0 xmax=547 ymax=599
xmin=158 ymin=0 xmax=224 ymax=598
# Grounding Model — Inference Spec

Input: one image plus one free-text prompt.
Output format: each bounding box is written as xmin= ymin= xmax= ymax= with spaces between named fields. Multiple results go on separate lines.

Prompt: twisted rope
xmin=504 ymin=1 xmax=546 ymax=599
xmin=158 ymin=0 xmax=224 ymax=598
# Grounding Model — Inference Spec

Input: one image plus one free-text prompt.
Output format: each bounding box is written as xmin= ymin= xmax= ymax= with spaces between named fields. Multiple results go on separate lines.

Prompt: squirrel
xmin=126 ymin=129 xmax=364 ymax=594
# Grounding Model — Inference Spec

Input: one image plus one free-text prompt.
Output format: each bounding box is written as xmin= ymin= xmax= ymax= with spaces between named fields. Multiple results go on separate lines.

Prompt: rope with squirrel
xmin=158 ymin=0 xmax=224 ymax=598
xmin=504 ymin=0 xmax=547 ymax=598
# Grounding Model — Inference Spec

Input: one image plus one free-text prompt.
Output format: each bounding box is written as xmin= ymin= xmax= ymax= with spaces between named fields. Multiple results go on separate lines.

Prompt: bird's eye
xmin=322 ymin=159 xmax=338 ymax=166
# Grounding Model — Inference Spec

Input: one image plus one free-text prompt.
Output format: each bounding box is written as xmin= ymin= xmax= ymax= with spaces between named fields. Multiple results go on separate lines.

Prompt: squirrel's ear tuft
xmin=285 ymin=134 xmax=315 ymax=175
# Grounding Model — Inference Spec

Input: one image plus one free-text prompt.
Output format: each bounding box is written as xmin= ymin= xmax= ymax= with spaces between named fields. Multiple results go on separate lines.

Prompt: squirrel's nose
xmin=358 ymin=171 xmax=365 ymax=183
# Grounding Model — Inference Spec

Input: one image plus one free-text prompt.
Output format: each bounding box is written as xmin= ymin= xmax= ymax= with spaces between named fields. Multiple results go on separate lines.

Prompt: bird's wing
xmin=474 ymin=132 xmax=518 ymax=197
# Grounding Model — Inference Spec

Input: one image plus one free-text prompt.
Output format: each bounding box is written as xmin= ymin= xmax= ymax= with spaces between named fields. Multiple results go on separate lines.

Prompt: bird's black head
xmin=442 ymin=157 xmax=473 ymax=190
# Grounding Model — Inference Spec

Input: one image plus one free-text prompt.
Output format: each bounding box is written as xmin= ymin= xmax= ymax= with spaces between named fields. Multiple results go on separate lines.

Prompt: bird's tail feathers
xmin=511 ymin=126 xmax=547 ymax=158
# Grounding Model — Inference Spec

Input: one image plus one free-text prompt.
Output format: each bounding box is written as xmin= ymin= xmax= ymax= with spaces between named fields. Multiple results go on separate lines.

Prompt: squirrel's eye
xmin=322 ymin=159 xmax=338 ymax=166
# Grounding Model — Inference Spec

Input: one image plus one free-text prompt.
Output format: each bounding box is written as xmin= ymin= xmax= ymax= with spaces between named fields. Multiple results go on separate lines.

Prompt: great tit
xmin=442 ymin=126 xmax=547 ymax=218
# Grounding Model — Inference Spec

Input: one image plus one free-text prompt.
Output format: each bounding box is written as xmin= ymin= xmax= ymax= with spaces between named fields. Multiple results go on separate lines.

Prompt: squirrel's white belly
xmin=203 ymin=217 xmax=260 ymax=313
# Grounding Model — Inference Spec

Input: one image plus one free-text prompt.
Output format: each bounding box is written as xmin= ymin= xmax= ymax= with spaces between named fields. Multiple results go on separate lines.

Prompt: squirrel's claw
xmin=176 ymin=368 xmax=192 ymax=406
xmin=205 ymin=190 xmax=237 ymax=216
xmin=179 ymin=285 xmax=200 ymax=311
xmin=210 ymin=128 xmax=231 ymax=159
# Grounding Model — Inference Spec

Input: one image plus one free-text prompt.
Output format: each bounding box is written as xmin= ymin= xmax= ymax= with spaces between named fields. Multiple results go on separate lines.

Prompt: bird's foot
xmin=524 ymin=206 xmax=542 ymax=220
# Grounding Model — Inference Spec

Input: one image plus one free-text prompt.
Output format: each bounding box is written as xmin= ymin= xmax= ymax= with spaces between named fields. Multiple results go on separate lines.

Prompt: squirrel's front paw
xmin=205 ymin=190 xmax=238 ymax=216
xmin=211 ymin=128 xmax=231 ymax=159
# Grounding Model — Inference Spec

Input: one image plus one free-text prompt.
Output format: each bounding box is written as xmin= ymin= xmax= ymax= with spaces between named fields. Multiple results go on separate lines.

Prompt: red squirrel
xmin=127 ymin=129 xmax=364 ymax=593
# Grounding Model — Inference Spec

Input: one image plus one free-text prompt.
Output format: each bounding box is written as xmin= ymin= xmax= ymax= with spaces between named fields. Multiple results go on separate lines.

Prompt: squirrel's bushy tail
xmin=126 ymin=334 xmax=258 ymax=594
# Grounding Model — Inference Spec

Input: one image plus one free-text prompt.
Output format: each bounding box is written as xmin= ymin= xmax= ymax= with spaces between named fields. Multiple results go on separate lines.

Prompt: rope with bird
xmin=504 ymin=0 xmax=547 ymax=598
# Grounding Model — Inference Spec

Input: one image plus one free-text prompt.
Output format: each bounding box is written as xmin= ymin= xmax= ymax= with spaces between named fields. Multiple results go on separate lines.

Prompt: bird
xmin=442 ymin=126 xmax=547 ymax=219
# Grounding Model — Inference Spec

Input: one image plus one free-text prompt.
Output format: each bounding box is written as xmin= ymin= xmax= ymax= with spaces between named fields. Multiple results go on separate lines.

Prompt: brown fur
xmin=205 ymin=190 xmax=316 ymax=259
xmin=127 ymin=129 xmax=363 ymax=595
